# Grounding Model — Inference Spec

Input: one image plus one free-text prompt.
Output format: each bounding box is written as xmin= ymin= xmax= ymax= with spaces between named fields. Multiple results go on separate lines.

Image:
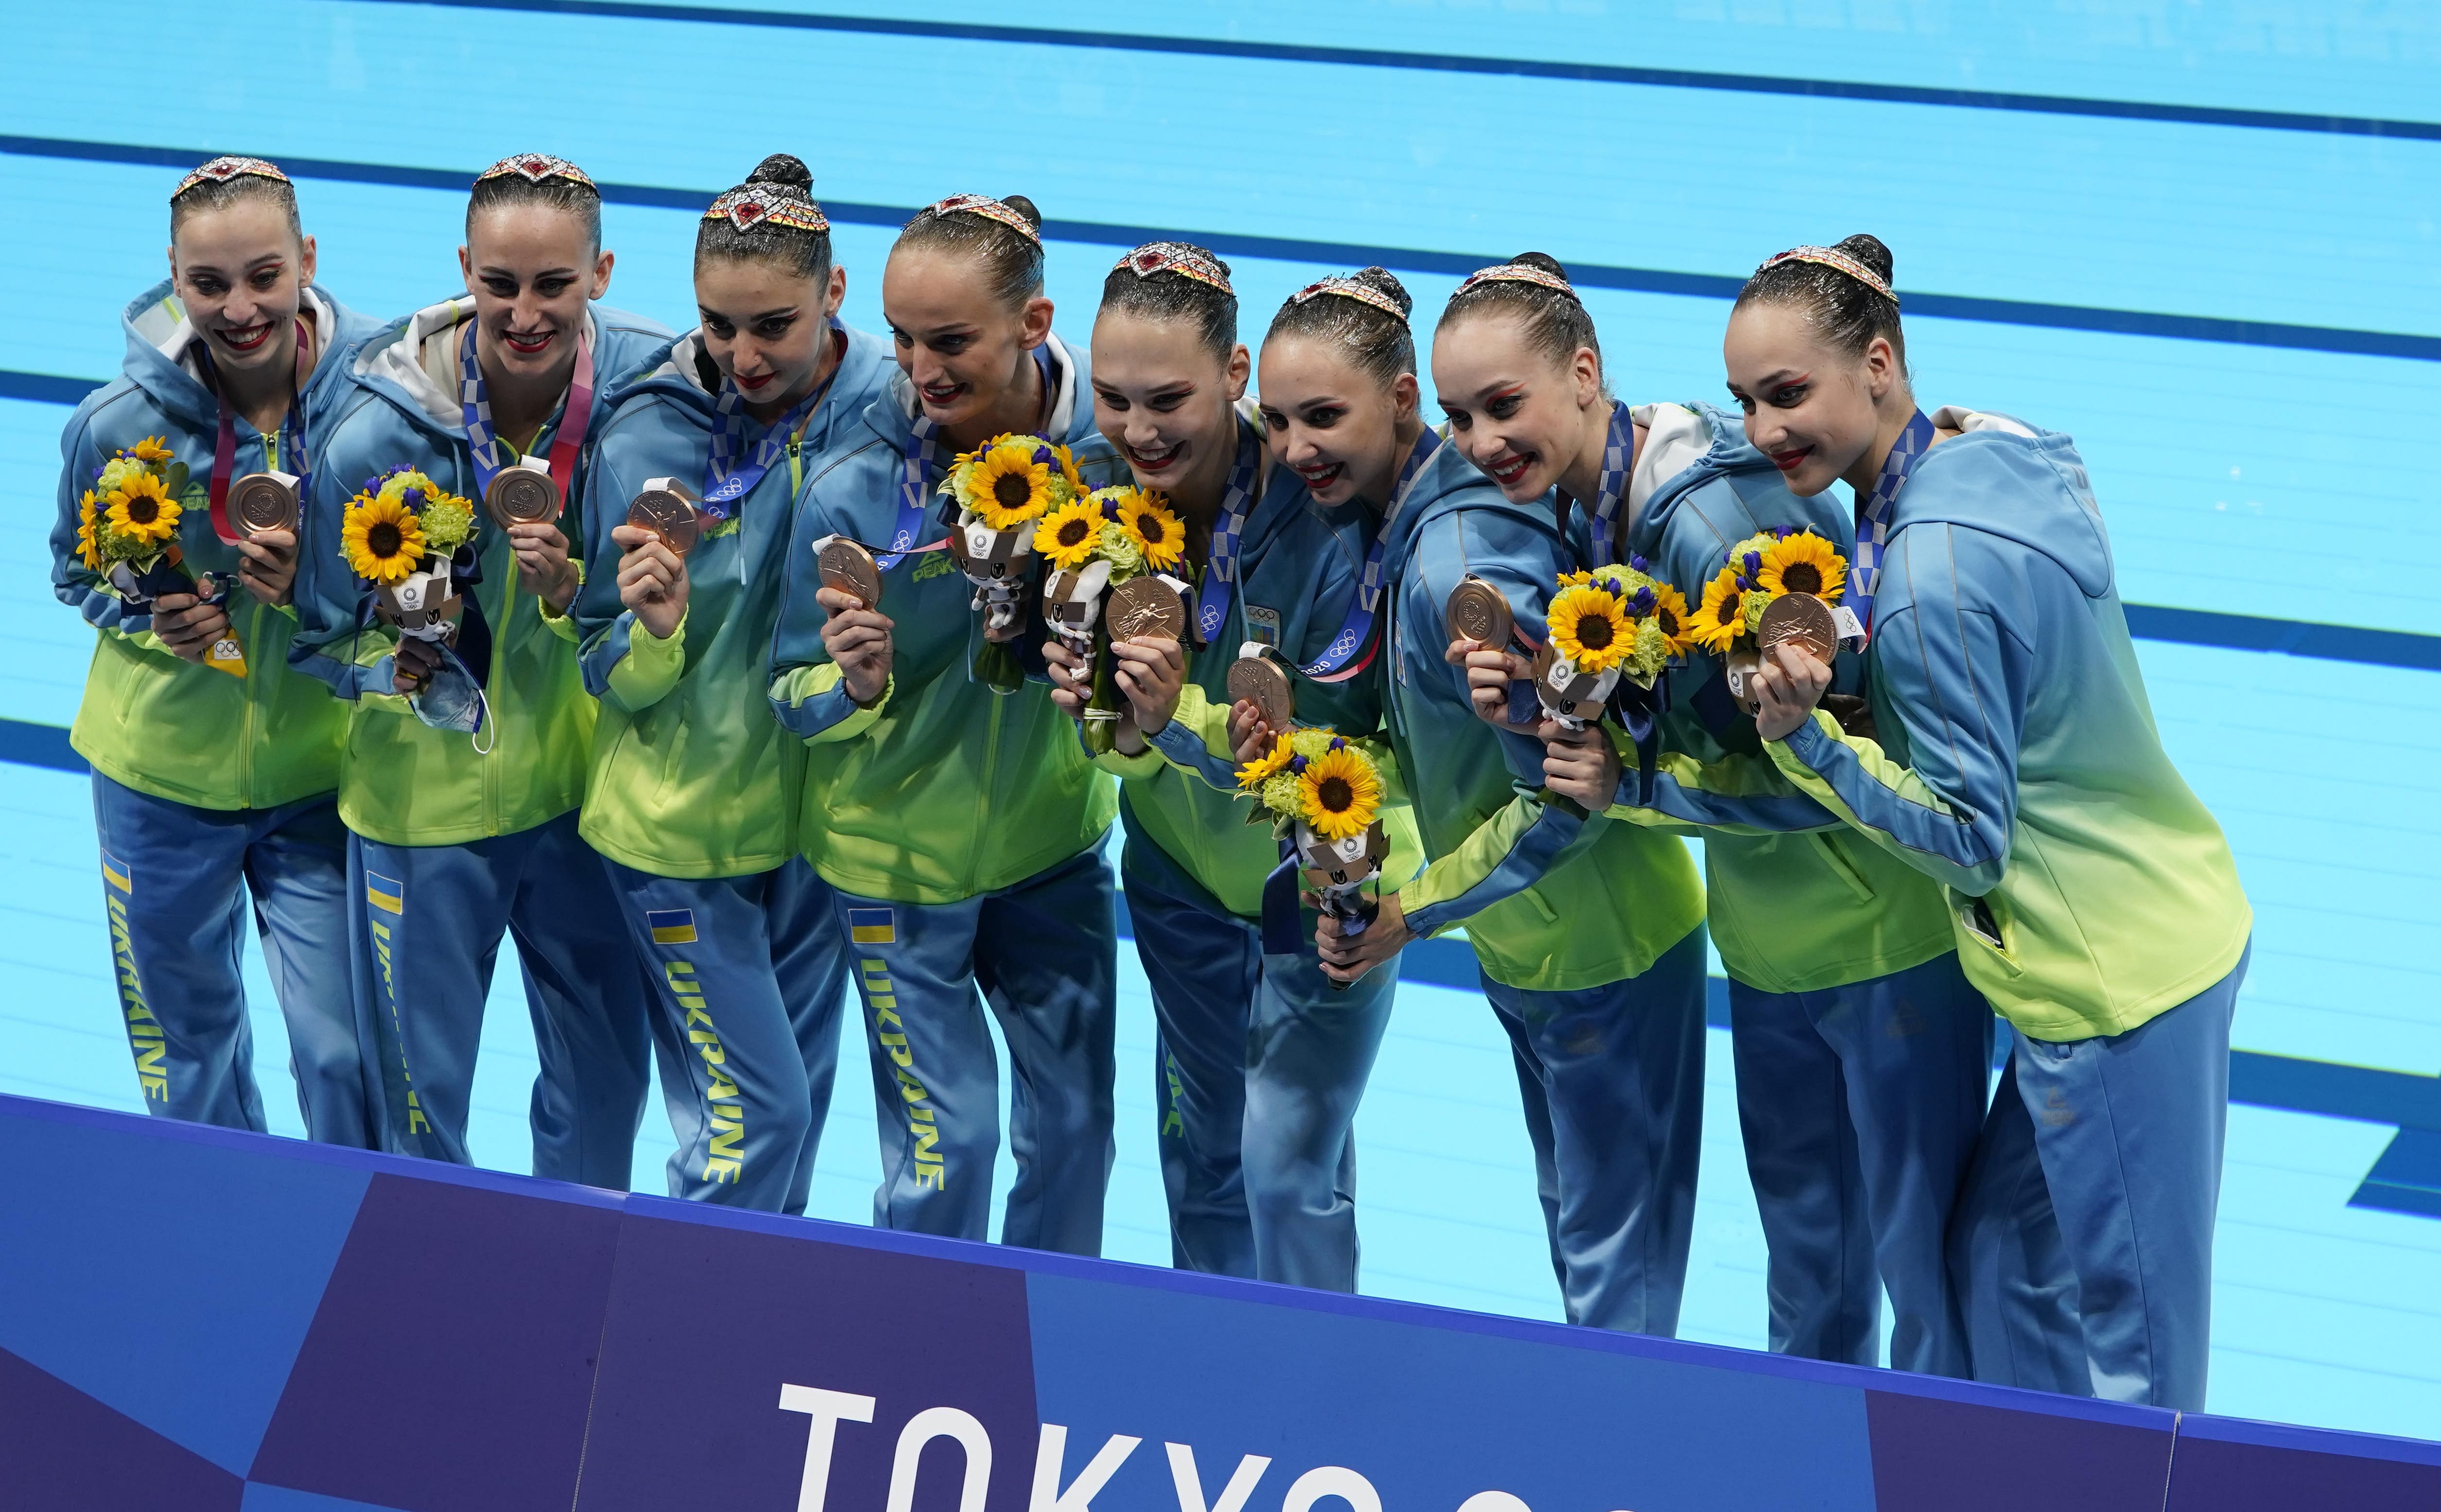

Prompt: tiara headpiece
xmin=474 ymin=154 xmax=596 ymax=191
xmin=1456 ymin=262 xmax=1578 ymax=299
xmin=704 ymin=184 xmax=830 ymax=235
xmin=1758 ymin=245 xmax=1898 ymax=306
xmin=1289 ymin=275 xmax=1406 ymax=322
xmin=1115 ymin=242 xmax=1231 ymax=294
xmin=926 ymin=193 xmax=1039 ymax=243
xmin=173 ymin=156 xmax=290 ymax=200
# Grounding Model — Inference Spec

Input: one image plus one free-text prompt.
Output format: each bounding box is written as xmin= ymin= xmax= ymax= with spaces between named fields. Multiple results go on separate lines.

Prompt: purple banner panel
xmin=1864 ymin=1387 xmax=2174 ymax=1512
xmin=249 ymin=1170 xmax=625 ymax=1512
xmin=2165 ymin=1413 xmax=2441 ymax=1509
xmin=575 ymin=1199 xmax=1040 ymax=1512
xmin=0 ymin=1343 xmax=244 ymax=1512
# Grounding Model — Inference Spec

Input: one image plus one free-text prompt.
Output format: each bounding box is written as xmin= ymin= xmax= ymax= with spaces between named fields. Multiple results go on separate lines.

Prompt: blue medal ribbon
xmin=1584 ymin=400 xmax=1634 ymax=553
xmin=1300 ymin=431 xmax=1440 ymax=683
xmin=701 ymin=317 xmax=844 ymax=520
xmin=1189 ymin=416 xmax=1263 ymax=648
xmin=1850 ymin=408 xmax=1933 ymax=641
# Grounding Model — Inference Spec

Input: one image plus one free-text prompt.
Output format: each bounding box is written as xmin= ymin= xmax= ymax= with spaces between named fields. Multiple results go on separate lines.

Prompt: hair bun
xmin=1833 ymin=234 xmax=1894 ymax=287
xmin=1185 ymin=243 xmax=1232 ymax=281
xmin=1352 ymin=265 xmax=1413 ymax=318
xmin=1508 ymin=251 xmax=1570 ymax=281
xmin=1001 ymin=193 xmax=1044 ymax=231
xmin=748 ymin=154 xmax=814 ymax=192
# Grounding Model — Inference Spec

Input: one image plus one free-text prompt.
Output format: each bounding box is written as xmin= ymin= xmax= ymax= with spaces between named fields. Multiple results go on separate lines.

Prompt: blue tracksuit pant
xmin=837 ymin=845 xmax=1117 ymax=1254
xmin=1124 ymin=835 xmax=1398 ymax=1291
xmin=350 ymin=811 xmax=652 ymax=1187
xmin=609 ymin=858 xmax=849 ymax=1214
xmin=1482 ymin=923 xmax=1710 ymax=1336
xmin=1951 ymin=941 xmax=2247 ymax=1411
xmin=1729 ymin=951 xmax=1993 ymax=1375
xmin=90 ymin=773 xmax=365 ymax=1144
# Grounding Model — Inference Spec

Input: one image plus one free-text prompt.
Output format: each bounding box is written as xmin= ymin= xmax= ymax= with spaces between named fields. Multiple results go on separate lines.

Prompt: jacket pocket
xmin=1813 ymin=831 xmax=1878 ymax=903
xmin=1949 ymin=886 xmax=2024 ymax=979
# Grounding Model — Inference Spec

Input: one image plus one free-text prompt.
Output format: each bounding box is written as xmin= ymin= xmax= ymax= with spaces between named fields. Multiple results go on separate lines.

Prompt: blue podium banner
xmin=0 ymin=1092 xmax=2433 ymax=1511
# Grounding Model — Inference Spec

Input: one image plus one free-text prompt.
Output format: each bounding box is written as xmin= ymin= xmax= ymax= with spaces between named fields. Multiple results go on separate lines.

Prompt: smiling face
xmin=1431 ymin=310 xmax=1605 ymax=504
xmin=458 ymin=203 xmax=614 ymax=385
xmin=1090 ymin=307 xmax=1249 ymax=499
xmin=169 ymin=198 xmax=316 ymax=376
xmin=697 ymin=256 xmax=846 ymax=417
xmin=1723 ymin=300 xmax=1897 ymax=498
xmin=882 ymin=247 xmax=1054 ymax=434
xmin=1256 ymin=335 xmax=1416 ymax=508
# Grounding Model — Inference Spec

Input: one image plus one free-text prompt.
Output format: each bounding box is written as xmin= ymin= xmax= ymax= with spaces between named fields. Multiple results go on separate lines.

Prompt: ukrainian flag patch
xmin=648 ymin=908 xmax=698 ymax=945
xmin=365 ymin=871 xmax=404 ymax=914
xmin=847 ymin=906 xmax=896 ymax=945
xmin=101 ymin=850 xmax=132 ymax=895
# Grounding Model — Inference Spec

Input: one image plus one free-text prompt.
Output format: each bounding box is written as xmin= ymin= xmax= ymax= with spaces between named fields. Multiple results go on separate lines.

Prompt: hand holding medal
xmin=1032 ymin=484 xmax=1193 ymax=753
xmin=227 ymin=470 xmax=302 ymax=608
xmin=1685 ymin=526 xmax=1857 ymax=723
xmin=1445 ymin=574 xmax=1537 ymax=727
xmin=810 ymin=534 xmax=895 ymax=707
xmin=610 ymin=479 xmax=703 ymax=642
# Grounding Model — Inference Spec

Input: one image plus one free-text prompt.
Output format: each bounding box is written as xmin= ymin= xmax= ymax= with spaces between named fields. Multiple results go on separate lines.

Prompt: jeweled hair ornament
xmin=1289 ymin=275 xmax=1407 ymax=322
xmin=1758 ymin=245 xmax=1899 ymax=307
xmin=1115 ymin=242 xmax=1231 ymax=294
xmin=173 ymin=156 xmax=291 ymax=201
xmin=704 ymin=184 xmax=830 ymax=235
xmin=1457 ymin=262 xmax=1578 ymax=300
xmin=926 ymin=193 xmax=1039 ymax=243
xmin=474 ymin=153 xmax=597 ymax=191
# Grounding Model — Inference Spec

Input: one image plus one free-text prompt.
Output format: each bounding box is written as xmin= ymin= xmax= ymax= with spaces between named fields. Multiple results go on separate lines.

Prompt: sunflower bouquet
xmin=76 ymin=437 xmax=246 ymax=675
xmin=1682 ymin=526 xmax=1850 ymax=708
xmin=1039 ymin=485 xmax=1193 ymax=755
xmin=940 ymin=434 xmax=1090 ymax=691
xmin=1236 ymin=728 xmax=1392 ymax=940
xmin=1532 ymin=557 xmax=1693 ymax=729
xmin=341 ymin=467 xmax=479 ymax=644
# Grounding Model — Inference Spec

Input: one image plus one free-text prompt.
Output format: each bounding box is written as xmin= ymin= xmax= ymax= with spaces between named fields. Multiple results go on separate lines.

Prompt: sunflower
xmin=1037 ymin=496 xmax=1105 ymax=571
xmin=1548 ymin=583 xmax=1634 ymax=674
xmin=1051 ymin=442 xmax=1086 ymax=494
xmin=1557 ymin=568 xmax=1592 ymax=589
xmin=1684 ymin=567 xmax=1751 ymax=653
xmin=75 ymin=492 xmax=103 ymax=570
xmin=1297 ymin=745 xmax=1382 ymax=841
xmin=132 ymin=435 xmax=175 ymax=464
xmin=1236 ymin=730 xmax=1295 ymax=790
xmin=1647 ymin=582 xmax=1694 ymax=657
xmin=1757 ymin=530 xmax=1847 ymax=603
xmin=1117 ymin=490 xmax=1186 ymax=572
xmin=966 ymin=441 xmax=1054 ymax=530
xmin=343 ymin=495 xmax=428 ymax=585
xmin=105 ymin=472 xmax=180 ymax=545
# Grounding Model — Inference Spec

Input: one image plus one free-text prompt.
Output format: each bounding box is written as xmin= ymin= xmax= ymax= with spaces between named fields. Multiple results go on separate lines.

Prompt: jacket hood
xmin=1626 ymin=400 xmax=1784 ymax=560
xmin=346 ymin=298 xmax=673 ymax=446
xmin=1903 ymin=409 xmax=2112 ymax=598
xmin=1383 ymin=433 xmax=1546 ymax=578
xmin=116 ymin=278 xmax=359 ymax=430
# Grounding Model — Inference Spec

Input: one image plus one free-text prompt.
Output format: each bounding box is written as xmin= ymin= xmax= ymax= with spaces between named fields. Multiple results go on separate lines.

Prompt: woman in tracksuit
xmin=574 ymin=156 xmax=892 ymax=1213
xmin=1245 ymin=267 xmax=1708 ymax=1335
xmin=1040 ymin=243 xmax=1424 ymax=1288
xmin=768 ymin=192 xmax=1122 ymax=1254
xmin=52 ymin=157 xmax=381 ymax=1142
xmin=1440 ymin=256 xmax=1992 ymax=1373
xmin=289 ymin=154 xmax=665 ymax=1186
xmin=1711 ymin=235 xmax=2250 ymax=1409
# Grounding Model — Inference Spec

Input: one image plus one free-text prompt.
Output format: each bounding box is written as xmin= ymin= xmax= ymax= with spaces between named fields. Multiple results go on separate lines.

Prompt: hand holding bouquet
xmin=76 ymin=437 xmax=245 ymax=677
xmin=940 ymin=434 xmax=1086 ymax=692
xmin=1038 ymin=484 xmax=1192 ymax=754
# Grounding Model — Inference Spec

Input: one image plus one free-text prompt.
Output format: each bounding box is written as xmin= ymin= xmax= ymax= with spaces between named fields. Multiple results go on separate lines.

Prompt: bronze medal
xmin=484 ymin=461 xmax=562 ymax=528
xmin=627 ymin=486 xmax=701 ymax=557
xmin=1446 ymin=574 xmax=1514 ymax=649
xmin=228 ymin=472 xmax=298 ymax=538
xmin=1106 ymin=576 xmax=1187 ymax=643
xmin=1757 ymin=592 xmax=1839 ymax=667
xmin=1226 ymin=653 xmax=1295 ymax=730
xmin=817 ymin=538 xmax=884 ymax=609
